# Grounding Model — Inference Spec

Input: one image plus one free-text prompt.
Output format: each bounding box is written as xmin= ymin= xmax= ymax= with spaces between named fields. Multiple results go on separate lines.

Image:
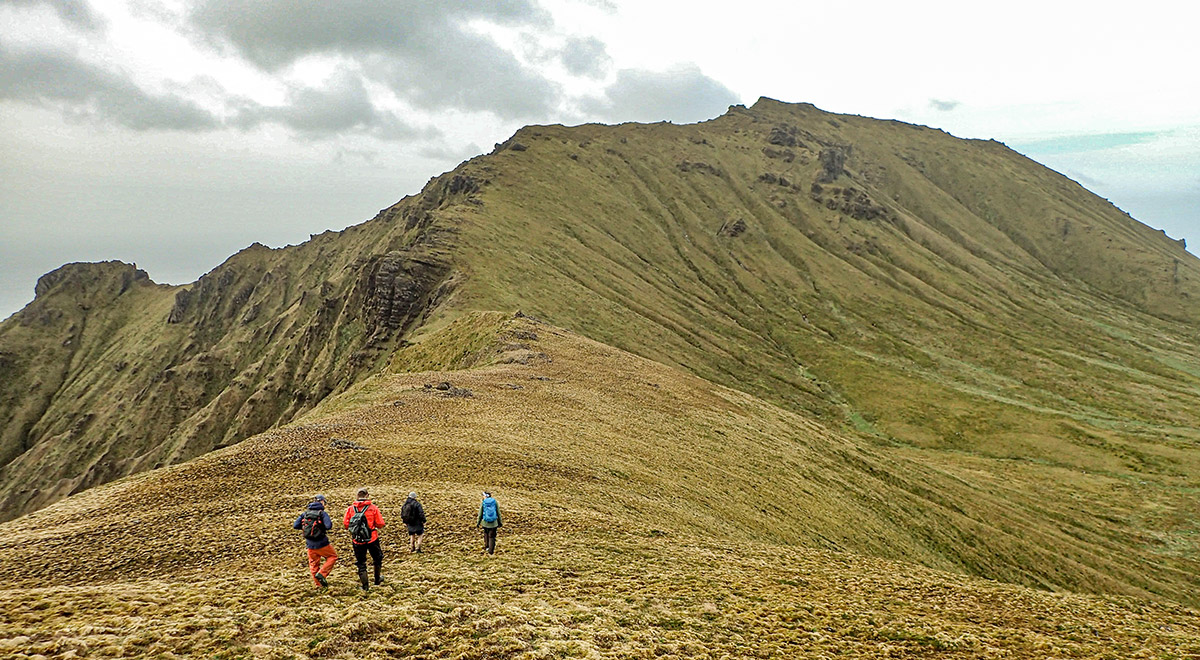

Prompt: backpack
xmin=481 ymin=497 xmax=498 ymax=523
xmin=401 ymin=499 xmax=417 ymax=524
xmin=300 ymin=510 xmax=325 ymax=540
xmin=348 ymin=503 xmax=373 ymax=543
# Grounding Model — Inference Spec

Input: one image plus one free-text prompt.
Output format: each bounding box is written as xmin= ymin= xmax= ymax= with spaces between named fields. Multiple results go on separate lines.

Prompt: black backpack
xmin=402 ymin=499 xmax=417 ymax=524
xmin=300 ymin=510 xmax=325 ymax=540
xmin=348 ymin=503 xmax=373 ymax=543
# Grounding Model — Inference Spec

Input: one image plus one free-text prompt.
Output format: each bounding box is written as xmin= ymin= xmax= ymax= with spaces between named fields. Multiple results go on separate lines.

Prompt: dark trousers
xmin=353 ymin=540 xmax=383 ymax=576
xmin=482 ymin=527 xmax=498 ymax=554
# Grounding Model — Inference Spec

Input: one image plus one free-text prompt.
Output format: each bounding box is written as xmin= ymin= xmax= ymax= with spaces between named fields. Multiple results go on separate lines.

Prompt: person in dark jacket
xmin=343 ymin=488 xmax=386 ymax=591
xmin=476 ymin=491 xmax=502 ymax=555
xmin=401 ymin=491 xmax=427 ymax=553
xmin=293 ymin=494 xmax=337 ymax=588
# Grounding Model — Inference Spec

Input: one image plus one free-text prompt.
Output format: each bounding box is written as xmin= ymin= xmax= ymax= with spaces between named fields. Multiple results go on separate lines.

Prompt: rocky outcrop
xmin=768 ymin=124 xmax=806 ymax=148
xmin=817 ymin=146 xmax=849 ymax=183
xmin=718 ymin=218 xmax=748 ymax=238
xmin=33 ymin=261 xmax=150 ymax=301
xmin=678 ymin=160 xmax=722 ymax=176
xmin=360 ymin=253 xmax=453 ymax=341
xmin=809 ymin=183 xmax=891 ymax=222
xmin=0 ymin=169 xmax=466 ymax=521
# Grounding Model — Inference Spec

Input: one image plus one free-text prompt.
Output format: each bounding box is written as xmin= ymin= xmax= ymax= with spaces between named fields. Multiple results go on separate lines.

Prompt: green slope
xmin=2 ymin=99 xmax=1199 ymax=606
xmin=1 ymin=314 xmax=1197 ymax=658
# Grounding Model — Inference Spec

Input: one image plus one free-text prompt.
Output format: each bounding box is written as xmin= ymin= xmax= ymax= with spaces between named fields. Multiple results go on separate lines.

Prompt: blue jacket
xmin=293 ymin=502 xmax=334 ymax=550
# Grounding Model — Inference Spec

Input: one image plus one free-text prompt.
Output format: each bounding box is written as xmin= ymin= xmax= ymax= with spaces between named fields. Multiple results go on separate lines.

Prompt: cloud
xmin=188 ymin=0 xmax=559 ymax=120
xmin=419 ymin=142 xmax=484 ymax=162
xmin=365 ymin=30 xmax=560 ymax=120
xmin=0 ymin=45 xmax=437 ymax=141
xmin=560 ymin=36 xmax=609 ymax=77
xmin=584 ymin=65 xmax=740 ymax=124
xmin=3 ymin=0 xmax=105 ymax=31
xmin=0 ymin=45 xmax=220 ymax=131
xmin=929 ymin=98 xmax=960 ymax=112
xmin=232 ymin=71 xmax=439 ymax=141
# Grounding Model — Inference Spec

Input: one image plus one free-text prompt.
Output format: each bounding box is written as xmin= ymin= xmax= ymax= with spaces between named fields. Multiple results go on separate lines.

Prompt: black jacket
xmin=402 ymin=498 xmax=426 ymax=527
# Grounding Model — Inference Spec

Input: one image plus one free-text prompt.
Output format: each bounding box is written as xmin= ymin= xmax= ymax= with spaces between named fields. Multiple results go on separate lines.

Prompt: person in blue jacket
xmin=293 ymin=494 xmax=337 ymax=587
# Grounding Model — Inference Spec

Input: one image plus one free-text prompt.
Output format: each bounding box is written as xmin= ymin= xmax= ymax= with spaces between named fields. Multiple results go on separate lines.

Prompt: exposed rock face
xmin=34 ymin=262 xmax=149 ymax=300
xmin=0 ymin=171 xmax=463 ymax=521
xmin=360 ymin=253 xmax=452 ymax=340
xmin=762 ymin=146 xmax=795 ymax=162
xmin=717 ymin=218 xmax=748 ymax=237
xmin=817 ymin=146 xmax=849 ymax=183
xmin=768 ymin=124 xmax=805 ymax=148
xmin=758 ymin=172 xmax=792 ymax=187
xmin=809 ymin=183 xmax=891 ymax=222
xmin=677 ymin=160 xmax=722 ymax=176
xmin=166 ymin=289 xmax=191 ymax=324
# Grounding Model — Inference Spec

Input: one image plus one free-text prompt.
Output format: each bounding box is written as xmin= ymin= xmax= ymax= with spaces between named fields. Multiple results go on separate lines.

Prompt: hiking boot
xmin=375 ymin=576 xmax=384 ymax=586
xmin=358 ymin=569 xmax=370 ymax=592
xmin=315 ymin=573 xmax=328 ymax=588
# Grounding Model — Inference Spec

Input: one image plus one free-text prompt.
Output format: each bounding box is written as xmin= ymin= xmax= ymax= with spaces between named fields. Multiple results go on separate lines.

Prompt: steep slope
xmin=2 ymin=314 xmax=1198 ymax=658
xmin=3 ymin=99 xmax=1200 ymax=607
xmin=0 ymin=176 xmax=468 ymax=519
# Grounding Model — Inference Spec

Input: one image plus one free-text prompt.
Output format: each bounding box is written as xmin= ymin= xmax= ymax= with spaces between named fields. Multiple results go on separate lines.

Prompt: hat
xmin=408 ymin=492 xmax=417 ymax=499
xmin=482 ymin=491 xmax=491 ymax=497
xmin=313 ymin=494 xmax=326 ymax=502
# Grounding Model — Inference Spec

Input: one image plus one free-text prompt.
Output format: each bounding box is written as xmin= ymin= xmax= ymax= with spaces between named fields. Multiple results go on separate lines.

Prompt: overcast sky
xmin=2 ymin=0 xmax=1198 ymax=320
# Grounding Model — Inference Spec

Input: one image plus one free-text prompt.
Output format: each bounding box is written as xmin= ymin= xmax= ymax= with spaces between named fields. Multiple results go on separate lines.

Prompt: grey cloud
xmin=585 ymin=65 xmax=739 ymax=124
xmin=2 ymin=0 xmax=104 ymax=31
xmin=0 ymin=44 xmax=438 ymax=141
xmin=189 ymin=0 xmax=558 ymax=119
xmin=929 ymin=98 xmax=960 ymax=112
xmin=419 ymin=142 xmax=484 ymax=162
xmin=188 ymin=2 xmax=648 ymax=121
xmin=561 ymin=36 xmax=609 ymax=77
xmin=232 ymin=71 xmax=440 ymax=142
xmin=367 ymin=30 xmax=559 ymax=119
xmin=334 ymin=148 xmax=379 ymax=165
xmin=0 ymin=46 xmax=219 ymax=131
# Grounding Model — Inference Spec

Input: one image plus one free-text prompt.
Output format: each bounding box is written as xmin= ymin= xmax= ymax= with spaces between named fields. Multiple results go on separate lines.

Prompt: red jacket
xmin=344 ymin=499 xmax=385 ymax=544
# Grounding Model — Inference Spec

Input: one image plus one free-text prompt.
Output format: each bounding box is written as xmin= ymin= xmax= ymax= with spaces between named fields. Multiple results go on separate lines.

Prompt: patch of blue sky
xmin=1011 ymin=132 xmax=1160 ymax=155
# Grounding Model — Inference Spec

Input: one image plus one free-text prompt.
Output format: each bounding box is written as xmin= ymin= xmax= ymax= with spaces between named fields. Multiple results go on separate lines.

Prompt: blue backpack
xmin=481 ymin=497 xmax=498 ymax=523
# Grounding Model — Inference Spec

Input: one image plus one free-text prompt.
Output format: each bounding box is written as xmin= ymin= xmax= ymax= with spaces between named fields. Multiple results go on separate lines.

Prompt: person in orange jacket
xmin=344 ymin=488 xmax=386 ymax=592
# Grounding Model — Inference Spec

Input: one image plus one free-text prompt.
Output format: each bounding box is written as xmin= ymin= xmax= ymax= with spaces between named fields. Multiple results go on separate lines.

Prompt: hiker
xmin=401 ymin=491 xmax=427 ymax=553
xmin=293 ymin=494 xmax=336 ymax=588
xmin=476 ymin=491 xmax=502 ymax=555
xmin=344 ymin=488 xmax=386 ymax=592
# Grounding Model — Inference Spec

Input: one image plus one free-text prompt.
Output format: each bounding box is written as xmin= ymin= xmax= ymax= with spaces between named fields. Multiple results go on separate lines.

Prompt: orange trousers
xmin=307 ymin=545 xmax=337 ymax=586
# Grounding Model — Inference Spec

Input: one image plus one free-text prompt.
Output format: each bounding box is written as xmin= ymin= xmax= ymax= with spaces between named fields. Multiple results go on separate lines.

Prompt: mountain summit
xmin=3 ymin=99 xmax=1200 ymax=628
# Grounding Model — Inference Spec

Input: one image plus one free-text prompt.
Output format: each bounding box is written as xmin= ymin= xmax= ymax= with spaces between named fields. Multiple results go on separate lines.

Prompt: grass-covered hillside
xmin=2 ymin=98 xmax=1200 ymax=617
xmin=2 ymin=314 xmax=1197 ymax=658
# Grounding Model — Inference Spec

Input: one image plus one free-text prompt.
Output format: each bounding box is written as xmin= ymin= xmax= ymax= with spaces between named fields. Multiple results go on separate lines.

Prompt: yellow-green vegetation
xmin=2 ymin=314 xmax=1198 ymax=657
xmin=4 ymin=98 xmax=1200 ymax=648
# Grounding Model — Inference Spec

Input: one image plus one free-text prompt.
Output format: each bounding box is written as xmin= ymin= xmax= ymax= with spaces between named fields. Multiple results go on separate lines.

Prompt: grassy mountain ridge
xmin=2 ymin=313 xmax=1197 ymax=657
xmin=3 ymin=98 xmax=1200 ymax=609
xmin=0 ymin=173 xmax=472 ymax=520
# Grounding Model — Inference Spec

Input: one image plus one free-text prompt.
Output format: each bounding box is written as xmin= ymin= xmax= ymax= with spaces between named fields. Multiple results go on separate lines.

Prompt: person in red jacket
xmin=344 ymin=488 xmax=386 ymax=592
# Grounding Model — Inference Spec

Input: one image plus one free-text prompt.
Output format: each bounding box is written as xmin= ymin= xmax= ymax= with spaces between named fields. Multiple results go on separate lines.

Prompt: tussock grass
xmin=3 ymin=536 xmax=1198 ymax=658
xmin=3 ymin=314 xmax=1199 ymax=657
